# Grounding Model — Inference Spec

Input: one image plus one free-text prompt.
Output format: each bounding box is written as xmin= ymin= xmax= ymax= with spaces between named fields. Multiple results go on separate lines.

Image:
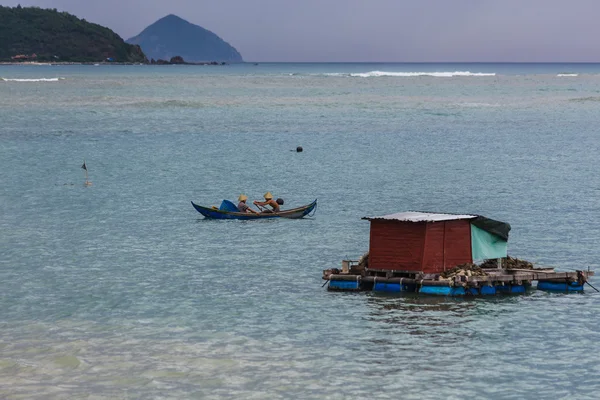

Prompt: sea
xmin=1 ymin=62 xmax=600 ymax=399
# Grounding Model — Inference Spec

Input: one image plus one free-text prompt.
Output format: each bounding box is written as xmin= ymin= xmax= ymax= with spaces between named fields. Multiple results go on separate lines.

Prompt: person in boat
xmin=237 ymin=194 xmax=258 ymax=214
xmin=253 ymin=192 xmax=283 ymax=213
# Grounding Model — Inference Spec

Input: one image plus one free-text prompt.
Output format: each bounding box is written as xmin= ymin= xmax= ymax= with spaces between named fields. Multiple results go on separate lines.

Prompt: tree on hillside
xmin=0 ymin=5 xmax=148 ymax=62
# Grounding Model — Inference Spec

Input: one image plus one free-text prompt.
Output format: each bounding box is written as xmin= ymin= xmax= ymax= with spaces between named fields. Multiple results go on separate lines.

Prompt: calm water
xmin=1 ymin=63 xmax=600 ymax=399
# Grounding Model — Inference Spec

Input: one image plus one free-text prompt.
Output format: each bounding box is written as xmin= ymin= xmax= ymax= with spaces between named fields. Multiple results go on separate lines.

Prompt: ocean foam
xmin=457 ymin=102 xmax=501 ymax=108
xmin=343 ymin=71 xmax=496 ymax=78
xmin=1 ymin=77 xmax=64 ymax=82
xmin=557 ymin=73 xmax=578 ymax=77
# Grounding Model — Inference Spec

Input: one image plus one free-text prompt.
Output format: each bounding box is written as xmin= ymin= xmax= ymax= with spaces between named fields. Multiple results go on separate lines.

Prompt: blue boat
xmin=191 ymin=199 xmax=317 ymax=220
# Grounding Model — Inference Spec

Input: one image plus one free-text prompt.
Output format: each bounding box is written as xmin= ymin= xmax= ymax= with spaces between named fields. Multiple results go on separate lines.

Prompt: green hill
xmin=127 ymin=14 xmax=243 ymax=63
xmin=0 ymin=5 xmax=147 ymax=63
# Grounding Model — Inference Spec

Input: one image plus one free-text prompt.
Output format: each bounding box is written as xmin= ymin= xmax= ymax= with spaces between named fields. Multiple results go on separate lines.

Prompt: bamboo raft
xmin=325 ymin=211 xmax=597 ymax=296
xmin=323 ymin=262 xmax=595 ymax=295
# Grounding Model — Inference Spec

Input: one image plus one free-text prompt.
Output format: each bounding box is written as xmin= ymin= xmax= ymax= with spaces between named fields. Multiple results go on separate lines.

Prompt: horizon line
xmin=241 ymin=60 xmax=600 ymax=64
xmin=239 ymin=61 xmax=600 ymax=64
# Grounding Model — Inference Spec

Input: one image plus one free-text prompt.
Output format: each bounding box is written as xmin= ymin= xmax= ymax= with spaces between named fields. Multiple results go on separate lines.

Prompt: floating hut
xmin=323 ymin=211 xmax=594 ymax=296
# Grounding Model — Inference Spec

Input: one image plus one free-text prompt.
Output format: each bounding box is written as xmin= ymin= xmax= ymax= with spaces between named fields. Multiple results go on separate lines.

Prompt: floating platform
xmin=324 ymin=266 xmax=594 ymax=296
xmin=326 ymin=210 xmax=596 ymax=296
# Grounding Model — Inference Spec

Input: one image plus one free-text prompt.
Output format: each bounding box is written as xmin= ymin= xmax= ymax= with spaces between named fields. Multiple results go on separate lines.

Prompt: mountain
xmin=0 ymin=5 xmax=147 ymax=63
xmin=126 ymin=14 xmax=243 ymax=63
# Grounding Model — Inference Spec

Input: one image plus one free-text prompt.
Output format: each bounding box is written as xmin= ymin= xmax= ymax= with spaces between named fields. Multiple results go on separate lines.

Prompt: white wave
xmin=557 ymin=73 xmax=578 ymax=77
xmin=342 ymin=70 xmax=496 ymax=78
xmin=457 ymin=102 xmax=501 ymax=108
xmin=15 ymin=62 xmax=52 ymax=66
xmin=1 ymin=77 xmax=64 ymax=82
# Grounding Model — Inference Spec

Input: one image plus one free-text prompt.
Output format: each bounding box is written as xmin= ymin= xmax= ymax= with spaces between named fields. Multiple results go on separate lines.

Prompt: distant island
xmin=127 ymin=14 xmax=243 ymax=63
xmin=149 ymin=55 xmax=229 ymax=66
xmin=0 ymin=5 xmax=147 ymax=63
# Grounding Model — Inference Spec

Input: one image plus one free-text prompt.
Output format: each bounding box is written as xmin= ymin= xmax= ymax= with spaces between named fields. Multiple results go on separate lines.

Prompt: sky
xmin=2 ymin=0 xmax=600 ymax=62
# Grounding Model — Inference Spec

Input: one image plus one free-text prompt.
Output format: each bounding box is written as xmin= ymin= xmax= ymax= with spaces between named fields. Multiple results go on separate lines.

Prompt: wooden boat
xmin=191 ymin=199 xmax=317 ymax=220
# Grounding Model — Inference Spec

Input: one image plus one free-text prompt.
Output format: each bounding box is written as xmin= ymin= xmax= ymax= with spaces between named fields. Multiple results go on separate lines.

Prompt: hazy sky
xmin=3 ymin=0 xmax=600 ymax=62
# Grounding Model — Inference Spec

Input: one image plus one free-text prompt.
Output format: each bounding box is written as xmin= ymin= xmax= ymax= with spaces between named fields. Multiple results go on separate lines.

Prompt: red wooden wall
xmin=369 ymin=220 xmax=425 ymax=271
xmin=422 ymin=220 xmax=472 ymax=273
xmin=369 ymin=220 xmax=473 ymax=273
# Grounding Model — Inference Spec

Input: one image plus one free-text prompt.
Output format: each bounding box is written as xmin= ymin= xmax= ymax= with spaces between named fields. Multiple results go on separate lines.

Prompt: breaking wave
xmin=126 ymin=99 xmax=212 ymax=109
xmin=557 ymin=73 xmax=578 ymax=77
xmin=455 ymin=102 xmax=501 ymax=108
xmin=325 ymin=71 xmax=496 ymax=78
xmin=1 ymin=77 xmax=64 ymax=82
xmin=569 ymin=96 xmax=600 ymax=102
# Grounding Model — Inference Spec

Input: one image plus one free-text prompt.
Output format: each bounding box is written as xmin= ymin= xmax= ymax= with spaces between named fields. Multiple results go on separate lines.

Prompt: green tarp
xmin=471 ymin=216 xmax=511 ymax=241
xmin=471 ymin=224 xmax=508 ymax=260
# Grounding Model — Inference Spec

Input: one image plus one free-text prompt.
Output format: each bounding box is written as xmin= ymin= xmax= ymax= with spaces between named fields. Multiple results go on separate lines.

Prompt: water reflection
xmin=365 ymin=290 xmax=529 ymax=316
xmin=365 ymin=291 xmax=477 ymax=315
xmin=361 ymin=293 xmax=527 ymax=348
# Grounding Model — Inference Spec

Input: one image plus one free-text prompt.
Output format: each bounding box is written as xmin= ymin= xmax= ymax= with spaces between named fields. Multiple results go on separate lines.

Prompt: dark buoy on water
xmin=296 ymin=146 xmax=303 ymax=152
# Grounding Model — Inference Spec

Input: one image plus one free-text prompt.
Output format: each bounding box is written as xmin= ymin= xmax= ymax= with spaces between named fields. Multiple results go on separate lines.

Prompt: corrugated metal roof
xmin=363 ymin=211 xmax=477 ymax=222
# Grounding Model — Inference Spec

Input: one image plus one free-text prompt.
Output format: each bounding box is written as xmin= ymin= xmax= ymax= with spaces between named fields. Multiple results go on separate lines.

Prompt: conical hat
xmin=238 ymin=194 xmax=248 ymax=202
xmin=264 ymin=192 xmax=273 ymax=200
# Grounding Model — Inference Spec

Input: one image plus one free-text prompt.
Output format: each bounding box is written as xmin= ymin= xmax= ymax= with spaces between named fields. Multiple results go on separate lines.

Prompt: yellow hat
xmin=264 ymin=192 xmax=273 ymax=200
xmin=238 ymin=194 xmax=248 ymax=202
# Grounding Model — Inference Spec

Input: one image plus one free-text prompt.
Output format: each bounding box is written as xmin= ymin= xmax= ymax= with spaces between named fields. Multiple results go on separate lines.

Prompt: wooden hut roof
xmin=363 ymin=211 xmax=511 ymax=241
xmin=362 ymin=211 xmax=477 ymax=223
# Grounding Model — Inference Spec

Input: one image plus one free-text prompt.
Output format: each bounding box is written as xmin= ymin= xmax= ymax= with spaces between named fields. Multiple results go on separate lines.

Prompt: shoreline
xmin=0 ymin=61 xmax=233 ymax=66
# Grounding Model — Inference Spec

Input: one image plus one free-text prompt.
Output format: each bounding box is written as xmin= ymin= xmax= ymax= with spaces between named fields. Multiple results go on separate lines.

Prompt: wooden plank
xmin=328 ymin=274 xmax=362 ymax=282
xmin=505 ymin=268 xmax=555 ymax=273
xmin=330 ymin=270 xmax=593 ymax=285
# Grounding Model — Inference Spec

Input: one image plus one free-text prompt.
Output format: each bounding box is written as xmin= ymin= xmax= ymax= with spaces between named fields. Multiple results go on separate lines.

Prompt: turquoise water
xmin=1 ymin=63 xmax=600 ymax=399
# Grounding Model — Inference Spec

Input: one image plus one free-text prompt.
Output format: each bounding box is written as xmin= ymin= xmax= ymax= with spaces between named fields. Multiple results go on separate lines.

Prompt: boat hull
xmin=191 ymin=199 xmax=317 ymax=220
